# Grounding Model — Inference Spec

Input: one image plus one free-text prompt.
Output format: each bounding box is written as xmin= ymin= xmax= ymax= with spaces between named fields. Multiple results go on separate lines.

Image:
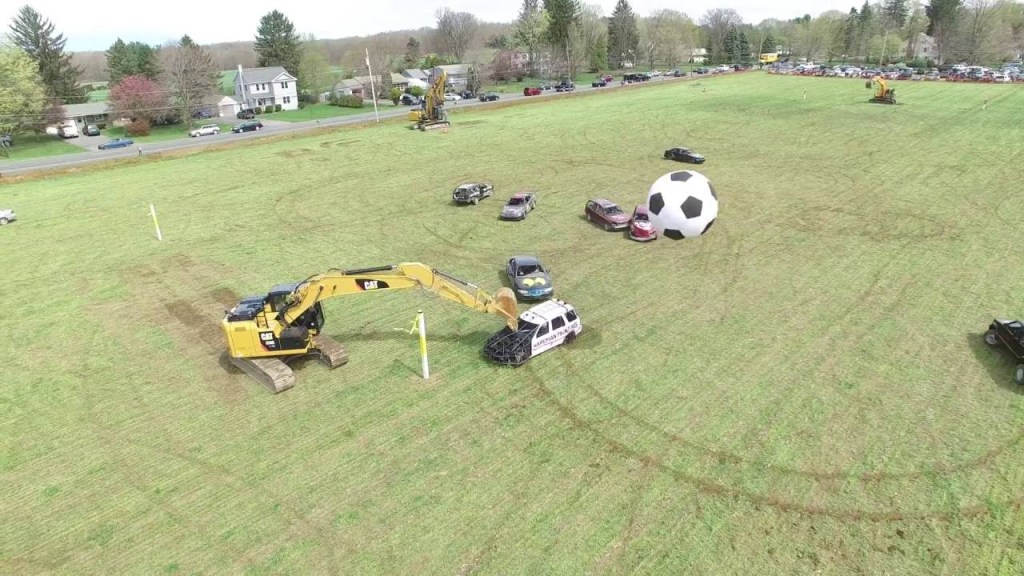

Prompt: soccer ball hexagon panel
xmin=646 ymin=170 xmax=719 ymax=240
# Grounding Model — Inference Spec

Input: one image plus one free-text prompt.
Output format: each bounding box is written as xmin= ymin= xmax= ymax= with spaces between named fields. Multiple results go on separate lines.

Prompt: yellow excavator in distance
xmin=408 ymin=67 xmax=451 ymax=131
xmin=222 ymin=263 xmax=518 ymax=393
xmin=866 ymin=75 xmax=896 ymax=104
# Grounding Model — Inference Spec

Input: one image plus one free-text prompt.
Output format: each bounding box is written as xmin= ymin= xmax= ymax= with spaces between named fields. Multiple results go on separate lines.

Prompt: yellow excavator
xmin=408 ymin=67 xmax=450 ymax=131
xmin=866 ymin=75 xmax=896 ymax=104
xmin=221 ymin=263 xmax=518 ymax=393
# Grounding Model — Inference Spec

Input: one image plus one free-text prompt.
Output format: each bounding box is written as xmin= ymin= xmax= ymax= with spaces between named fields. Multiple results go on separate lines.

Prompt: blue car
xmin=98 ymin=138 xmax=134 ymax=150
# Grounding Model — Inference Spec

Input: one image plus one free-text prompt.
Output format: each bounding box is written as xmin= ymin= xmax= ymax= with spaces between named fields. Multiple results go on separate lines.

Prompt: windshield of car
xmin=516 ymin=264 xmax=542 ymax=276
xmin=633 ymin=211 xmax=648 ymax=221
xmin=604 ymin=205 xmax=623 ymax=214
xmin=508 ymin=197 xmax=525 ymax=205
xmin=518 ymin=320 xmax=540 ymax=332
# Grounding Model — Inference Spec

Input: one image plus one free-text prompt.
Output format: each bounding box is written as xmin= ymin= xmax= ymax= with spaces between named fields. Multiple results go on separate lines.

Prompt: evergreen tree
xmin=180 ymin=35 xmax=196 ymax=48
xmin=844 ymin=8 xmax=859 ymax=56
xmin=762 ymin=30 xmax=777 ymax=53
xmin=106 ymin=39 xmax=160 ymax=83
xmin=883 ymin=0 xmax=909 ymax=29
xmin=543 ymin=0 xmax=580 ymax=71
xmin=7 ymin=5 xmax=85 ymax=103
xmin=404 ymin=37 xmax=421 ymax=69
xmin=254 ymin=10 xmax=302 ymax=75
xmin=737 ymin=31 xmax=751 ymax=65
xmin=607 ymin=0 xmax=639 ymax=68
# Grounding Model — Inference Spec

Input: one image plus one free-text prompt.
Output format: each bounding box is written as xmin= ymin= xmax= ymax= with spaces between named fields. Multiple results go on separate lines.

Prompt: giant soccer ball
xmin=646 ymin=170 xmax=718 ymax=240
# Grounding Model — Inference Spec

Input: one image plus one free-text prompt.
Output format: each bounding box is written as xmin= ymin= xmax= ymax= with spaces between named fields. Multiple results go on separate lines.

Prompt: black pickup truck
xmin=452 ymin=182 xmax=494 ymax=205
xmin=984 ymin=318 xmax=1024 ymax=383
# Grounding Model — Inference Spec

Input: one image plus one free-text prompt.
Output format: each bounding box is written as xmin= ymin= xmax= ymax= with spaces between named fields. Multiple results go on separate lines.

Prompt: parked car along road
xmin=98 ymin=138 xmax=134 ymax=150
xmin=0 ymin=134 xmax=12 ymax=147
xmin=478 ymin=93 xmax=499 ymax=102
xmin=523 ymin=87 xmax=542 ymax=96
xmin=500 ymin=192 xmax=537 ymax=220
xmin=452 ymin=182 xmax=494 ymax=205
xmin=506 ymin=255 xmax=554 ymax=301
xmin=189 ymin=124 xmax=220 ymax=137
xmin=444 ymin=92 xmax=462 ymax=102
xmin=585 ymin=198 xmax=632 ymax=231
xmin=232 ymin=120 xmax=264 ymax=133
xmin=237 ymin=109 xmax=256 ymax=119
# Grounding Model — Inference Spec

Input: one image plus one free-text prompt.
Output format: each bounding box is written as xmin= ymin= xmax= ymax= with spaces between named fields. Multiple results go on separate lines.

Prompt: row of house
xmin=59 ymin=63 xmax=475 ymax=130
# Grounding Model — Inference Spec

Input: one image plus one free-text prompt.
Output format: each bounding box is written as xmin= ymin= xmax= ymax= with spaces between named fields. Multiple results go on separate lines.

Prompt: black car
xmin=555 ymin=81 xmax=575 ymax=92
xmin=459 ymin=91 xmax=476 ymax=100
xmin=664 ymin=147 xmax=705 ymax=164
xmin=232 ymin=120 xmax=263 ymax=133
xmin=591 ymin=79 xmax=607 ymax=87
xmin=237 ymin=109 xmax=256 ymax=119
xmin=506 ymin=255 xmax=554 ymax=301
xmin=399 ymin=93 xmax=421 ymax=106
xmin=478 ymin=93 xmax=499 ymax=102
xmin=985 ymin=318 xmax=1024 ymax=383
xmin=452 ymin=182 xmax=494 ymax=205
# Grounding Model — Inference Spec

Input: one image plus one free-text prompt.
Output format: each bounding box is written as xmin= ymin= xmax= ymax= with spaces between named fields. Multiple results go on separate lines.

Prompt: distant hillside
xmin=71 ymin=22 xmax=512 ymax=83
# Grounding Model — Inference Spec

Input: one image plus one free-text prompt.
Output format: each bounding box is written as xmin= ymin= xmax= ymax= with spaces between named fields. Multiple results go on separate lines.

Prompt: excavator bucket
xmin=494 ymin=287 xmax=519 ymax=330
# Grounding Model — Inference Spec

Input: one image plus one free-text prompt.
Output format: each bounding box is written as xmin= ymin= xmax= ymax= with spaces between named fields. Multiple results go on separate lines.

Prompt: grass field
xmin=5 ymin=73 xmax=1024 ymax=574
xmin=0 ymin=134 xmax=84 ymax=162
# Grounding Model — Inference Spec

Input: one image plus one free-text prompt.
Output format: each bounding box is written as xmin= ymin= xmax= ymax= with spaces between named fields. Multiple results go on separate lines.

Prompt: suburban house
xmin=402 ymin=69 xmax=429 ymax=83
xmin=437 ymin=64 xmax=472 ymax=88
xmin=902 ymin=33 xmax=937 ymax=61
xmin=216 ymin=96 xmax=240 ymax=118
xmin=332 ymin=78 xmax=365 ymax=97
xmin=690 ymin=48 xmax=708 ymax=64
xmin=233 ymin=66 xmax=299 ymax=112
xmin=63 ymin=102 xmax=110 ymax=130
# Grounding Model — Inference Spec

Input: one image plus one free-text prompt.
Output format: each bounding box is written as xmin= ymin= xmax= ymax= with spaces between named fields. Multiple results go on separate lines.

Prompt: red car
xmin=585 ymin=198 xmax=632 ymax=231
xmin=523 ymin=87 xmax=541 ymax=96
xmin=629 ymin=204 xmax=657 ymax=241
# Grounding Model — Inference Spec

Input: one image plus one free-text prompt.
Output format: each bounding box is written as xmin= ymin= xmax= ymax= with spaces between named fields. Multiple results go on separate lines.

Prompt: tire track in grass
xmin=530 ymin=318 xmax=1024 ymax=522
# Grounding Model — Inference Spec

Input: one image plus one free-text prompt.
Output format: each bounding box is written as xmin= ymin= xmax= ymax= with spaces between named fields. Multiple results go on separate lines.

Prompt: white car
xmin=0 ymin=208 xmax=16 ymax=225
xmin=189 ymin=124 xmax=220 ymax=137
xmin=994 ymin=74 xmax=1011 ymax=83
xmin=443 ymin=93 xmax=462 ymax=102
xmin=483 ymin=299 xmax=582 ymax=365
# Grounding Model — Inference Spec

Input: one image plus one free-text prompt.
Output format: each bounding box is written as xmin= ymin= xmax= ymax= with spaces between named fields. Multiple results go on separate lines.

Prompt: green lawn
xmin=87 ymin=89 xmax=109 ymax=102
xmin=0 ymin=133 xmax=83 ymax=162
xmin=102 ymin=121 xmax=235 ymax=143
xmin=259 ymin=102 xmax=391 ymax=122
xmin=5 ymin=74 xmax=1024 ymax=574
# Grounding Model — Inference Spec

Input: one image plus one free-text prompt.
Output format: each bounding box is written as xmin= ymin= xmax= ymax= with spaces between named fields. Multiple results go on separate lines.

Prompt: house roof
xmin=333 ymin=78 xmax=364 ymax=91
xmin=438 ymin=64 xmax=472 ymax=76
xmin=234 ymin=66 xmax=296 ymax=85
xmin=64 ymin=102 xmax=109 ymax=117
xmin=217 ymin=96 xmax=237 ymax=105
xmin=403 ymin=69 xmax=428 ymax=80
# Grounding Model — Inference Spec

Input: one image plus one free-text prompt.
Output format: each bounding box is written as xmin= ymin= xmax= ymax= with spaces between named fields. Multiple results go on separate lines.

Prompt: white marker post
xmin=149 ymin=204 xmax=163 ymax=241
xmin=417 ymin=310 xmax=429 ymax=379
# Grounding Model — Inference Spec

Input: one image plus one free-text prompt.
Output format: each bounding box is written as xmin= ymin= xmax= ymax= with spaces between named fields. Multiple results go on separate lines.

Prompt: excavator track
xmin=313 ymin=334 xmax=349 ymax=368
xmin=228 ymin=355 xmax=295 ymax=394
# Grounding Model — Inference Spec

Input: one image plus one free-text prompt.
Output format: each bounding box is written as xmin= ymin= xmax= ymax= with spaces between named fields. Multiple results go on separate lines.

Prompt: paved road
xmin=0 ymin=74 xmax=697 ymax=177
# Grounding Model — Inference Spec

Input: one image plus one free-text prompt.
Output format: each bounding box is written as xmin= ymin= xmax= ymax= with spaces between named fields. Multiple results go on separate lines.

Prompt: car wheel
xmin=984 ymin=330 xmax=999 ymax=346
xmin=1016 ymin=364 xmax=1024 ymax=385
xmin=564 ymin=331 xmax=577 ymax=345
xmin=603 ymin=222 xmax=611 ymax=231
xmin=471 ymin=198 xmax=478 ymax=205
xmin=0 ymin=218 xmax=8 ymax=226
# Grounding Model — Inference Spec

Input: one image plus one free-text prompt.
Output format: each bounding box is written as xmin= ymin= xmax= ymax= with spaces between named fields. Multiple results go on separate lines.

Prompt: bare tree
xmin=700 ymin=8 xmax=744 ymax=64
xmin=161 ymin=38 xmax=220 ymax=129
xmin=435 ymin=7 xmax=480 ymax=62
xmin=958 ymin=0 xmax=1003 ymax=63
xmin=644 ymin=9 xmax=695 ymax=68
xmin=365 ymin=33 xmax=403 ymax=99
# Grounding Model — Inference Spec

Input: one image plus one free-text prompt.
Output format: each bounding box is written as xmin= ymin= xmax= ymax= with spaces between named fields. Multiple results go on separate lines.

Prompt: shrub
xmin=336 ymin=95 xmax=364 ymax=108
xmin=275 ymin=104 xmax=282 ymax=112
xmin=254 ymin=106 xmax=263 ymax=114
xmin=298 ymin=102 xmax=306 ymax=109
xmin=125 ymin=119 xmax=150 ymax=136
xmin=407 ymin=85 xmax=425 ymax=97
xmin=389 ymin=87 xmax=402 ymax=105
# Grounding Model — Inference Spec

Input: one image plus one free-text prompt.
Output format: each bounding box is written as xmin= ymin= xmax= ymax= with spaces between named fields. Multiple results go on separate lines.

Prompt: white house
xmin=233 ymin=65 xmax=298 ymax=112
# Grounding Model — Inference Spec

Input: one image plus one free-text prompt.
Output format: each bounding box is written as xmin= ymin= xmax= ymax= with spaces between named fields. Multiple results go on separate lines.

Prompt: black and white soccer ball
xmin=646 ymin=170 xmax=718 ymax=240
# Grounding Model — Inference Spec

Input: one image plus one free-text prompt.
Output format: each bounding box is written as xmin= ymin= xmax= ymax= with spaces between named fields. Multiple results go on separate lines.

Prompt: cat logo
xmin=357 ymin=279 xmax=389 ymax=290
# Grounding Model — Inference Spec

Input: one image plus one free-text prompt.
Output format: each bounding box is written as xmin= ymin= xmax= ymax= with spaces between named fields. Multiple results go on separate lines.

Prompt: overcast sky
xmin=1 ymin=0 xmax=858 ymax=52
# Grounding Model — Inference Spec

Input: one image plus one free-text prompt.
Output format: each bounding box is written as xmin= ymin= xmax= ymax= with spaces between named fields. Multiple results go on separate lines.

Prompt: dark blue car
xmin=98 ymin=138 xmax=134 ymax=150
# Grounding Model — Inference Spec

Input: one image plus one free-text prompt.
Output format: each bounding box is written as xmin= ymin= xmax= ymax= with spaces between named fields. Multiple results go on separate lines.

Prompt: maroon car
xmin=629 ymin=204 xmax=657 ymax=241
xmin=523 ymin=87 xmax=541 ymax=96
xmin=585 ymin=198 xmax=632 ymax=231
